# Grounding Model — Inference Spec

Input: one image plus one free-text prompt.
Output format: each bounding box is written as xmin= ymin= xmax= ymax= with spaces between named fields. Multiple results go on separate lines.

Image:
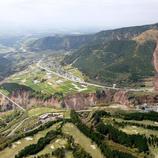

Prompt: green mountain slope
xmin=28 ymin=34 xmax=93 ymax=51
xmin=63 ymin=24 xmax=158 ymax=85
xmin=29 ymin=23 xmax=158 ymax=52
xmin=65 ymin=40 xmax=156 ymax=85
xmin=0 ymin=56 xmax=13 ymax=80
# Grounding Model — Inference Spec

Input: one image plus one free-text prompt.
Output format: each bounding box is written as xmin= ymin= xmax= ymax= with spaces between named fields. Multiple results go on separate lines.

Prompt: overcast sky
xmin=0 ymin=0 xmax=158 ymax=34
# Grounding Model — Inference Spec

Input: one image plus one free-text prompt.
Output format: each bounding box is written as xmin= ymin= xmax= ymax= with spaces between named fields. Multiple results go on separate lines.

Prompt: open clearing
xmin=27 ymin=107 xmax=60 ymax=117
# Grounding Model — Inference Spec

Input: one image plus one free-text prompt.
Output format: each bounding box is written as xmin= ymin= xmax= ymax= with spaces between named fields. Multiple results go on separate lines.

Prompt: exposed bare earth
xmin=133 ymin=29 xmax=158 ymax=44
xmin=153 ymin=40 xmax=158 ymax=90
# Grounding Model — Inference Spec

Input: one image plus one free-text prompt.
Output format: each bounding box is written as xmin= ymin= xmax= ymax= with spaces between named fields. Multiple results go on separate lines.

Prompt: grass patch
xmin=62 ymin=123 xmax=104 ymax=158
xmin=36 ymin=137 xmax=67 ymax=156
xmin=0 ymin=123 xmax=59 ymax=158
xmin=6 ymin=62 xmax=97 ymax=96
xmin=120 ymin=125 xmax=158 ymax=137
xmin=28 ymin=107 xmax=60 ymax=117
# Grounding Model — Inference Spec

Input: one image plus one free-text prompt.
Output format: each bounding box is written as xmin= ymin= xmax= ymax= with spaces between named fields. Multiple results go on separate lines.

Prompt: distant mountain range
xmin=28 ymin=34 xmax=93 ymax=51
xmin=28 ymin=23 xmax=158 ymax=85
xmin=29 ymin=23 xmax=158 ymax=51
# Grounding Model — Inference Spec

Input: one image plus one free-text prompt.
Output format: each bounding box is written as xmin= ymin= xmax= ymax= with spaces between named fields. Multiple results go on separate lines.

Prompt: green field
xmin=0 ymin=122 xmax=60 ymax=158
xmin=63 ymin=65 xmax=85 ymax=81
xmin=1 ymin=107 xmax=158 ymax=157
xmin=120 ymin=125 xmax=158 ymax=136
xmin=62 ymin=123 xmax=104 ymax=158
xmin=35 ymin=137 xmax=67 ymax=157
xmin=6 ymin=63 xmax=97 ymax=96
xmin=27 ymin=107 xmax=61 ymax=117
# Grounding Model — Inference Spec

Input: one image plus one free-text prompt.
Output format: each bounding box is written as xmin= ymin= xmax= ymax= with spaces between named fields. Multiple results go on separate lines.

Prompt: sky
xmin=0 ymin=0 xmax=158 ymax=34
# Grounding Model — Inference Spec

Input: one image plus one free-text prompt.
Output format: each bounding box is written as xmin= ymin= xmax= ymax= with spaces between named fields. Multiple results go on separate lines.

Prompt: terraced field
xmin=2 ymin=62 xmax=97 ymax=96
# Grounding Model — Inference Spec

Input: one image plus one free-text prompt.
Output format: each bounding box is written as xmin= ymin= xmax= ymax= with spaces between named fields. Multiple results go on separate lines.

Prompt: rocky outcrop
xmin=0 ymin=90 xmax=61 ymax=111
xmin=0 ymin=95 xmax=14 ymax=111
xmin=0 ymin=89 xmax=115 ymax=111
xmin=63 ymin=93 xmax=96 ymax=110
xmin=113 ymin=91 xmax=132 ymax=106
xmin=153 ymin=40 xmax=158 ymax=72
xmin=154 ymin=75 xmax=158 ymax=91
xmin=114 ymin=90 xmax=158 ymax=106
xmin=134 ymin=94 xmax=158 ymax=105
xmin=1 ymin=89 xmax=158 ymax=111
xmin=153 ymin=40 xmax=158 ymax=91
xmin=59 ymin=89 xmax=156 ymax=107
xmin=10 ymin=90 xmax=60 ymax=109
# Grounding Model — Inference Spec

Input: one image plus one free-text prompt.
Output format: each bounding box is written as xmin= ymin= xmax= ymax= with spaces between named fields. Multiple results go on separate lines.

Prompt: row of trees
xmin=15 ymin=130 xmax=60 ymax=158
xmin=148 ymin=135 xmax=158 ymax=147
xmin=0 ymin=110 xmax=24 ymax=128
xmin=0 ymin=119 xmax=61 ymax=151
xmin=113 ymin=120 xmax=158 ymax=147
xmin=91 ymin=110 xmax=111 ymax=125
xmin=114 ymin=119 xmax=158 ymax=131
xmin=91 ymin=110 xmax=158 ymax=150
xmin=31 ymin=128 xmax=92 ymax=158
xmin=123 ymin=111 xmax=158 ymax=121
xmin=66 ymin=135 xmax=92 ymax=158
xmin=70 ymin=110 xmax=136 ymax=158
xmin=96 ymin=122 xmax=149 ymax=152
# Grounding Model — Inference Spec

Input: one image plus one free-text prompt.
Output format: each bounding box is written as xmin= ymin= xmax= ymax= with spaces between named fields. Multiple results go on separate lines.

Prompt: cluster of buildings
xmin=44 ymin=59 xmax=83 ymax=83
xmin=39 ymin=112 xmax=63 ymax=123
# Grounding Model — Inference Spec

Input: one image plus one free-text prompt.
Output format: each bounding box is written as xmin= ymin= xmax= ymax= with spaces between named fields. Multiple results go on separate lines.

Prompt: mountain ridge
xmin=28 ymin=22 xmax=158 ymax=51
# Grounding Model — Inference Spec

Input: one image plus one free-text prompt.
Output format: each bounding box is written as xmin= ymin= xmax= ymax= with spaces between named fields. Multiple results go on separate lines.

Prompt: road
xmin=0 ymin=58 xmax=146 ymax=113
xmin=7 ymin=117 xmax=29 ymax=137
xmin=37 ymin=60 xmax=147 ymax=92
xmin=0 ymin=91 xmax=26 ymax=111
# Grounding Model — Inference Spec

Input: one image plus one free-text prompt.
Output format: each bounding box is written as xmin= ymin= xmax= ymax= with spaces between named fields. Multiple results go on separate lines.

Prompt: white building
xmin=39 ymin=112 xmax=63 ymax=123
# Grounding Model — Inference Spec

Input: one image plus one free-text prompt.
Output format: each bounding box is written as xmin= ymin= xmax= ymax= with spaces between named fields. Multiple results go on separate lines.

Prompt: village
xmin=41 ymin=57 xmax=83 ymax=83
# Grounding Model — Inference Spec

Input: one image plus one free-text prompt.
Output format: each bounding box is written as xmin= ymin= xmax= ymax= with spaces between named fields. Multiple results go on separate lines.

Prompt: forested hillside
xmin=28 ymin=34 xmax=93 ymax=51
xmin=63 ymin=24 xmax=158 ymax=85
xmin=0 ymin=56 xmax=13 ymax=80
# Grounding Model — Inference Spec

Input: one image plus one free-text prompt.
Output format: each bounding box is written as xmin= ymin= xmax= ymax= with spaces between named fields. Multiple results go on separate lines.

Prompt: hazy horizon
xmin=1 ymin=0 xmax=158 ymax=35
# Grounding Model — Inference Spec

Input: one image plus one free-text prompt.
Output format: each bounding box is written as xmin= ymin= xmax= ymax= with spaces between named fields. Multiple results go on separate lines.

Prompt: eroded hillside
xmin=64 ymin=28 xmax=158 ymax=87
